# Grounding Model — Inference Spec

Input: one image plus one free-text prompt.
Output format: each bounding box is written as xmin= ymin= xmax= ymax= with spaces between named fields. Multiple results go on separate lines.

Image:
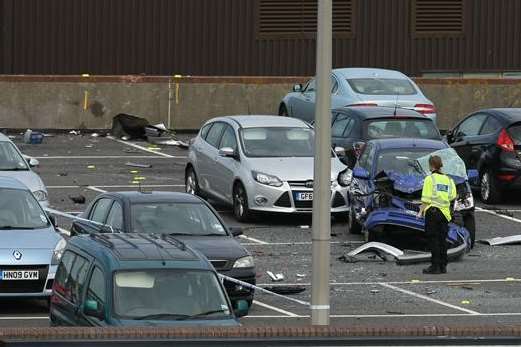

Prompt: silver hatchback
xmin=185 ymin=116 xmax=350 ymax=221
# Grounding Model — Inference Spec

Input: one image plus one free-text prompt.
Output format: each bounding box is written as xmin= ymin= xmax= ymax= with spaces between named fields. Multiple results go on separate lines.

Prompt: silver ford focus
xmin=0 ymin=176 xmax=65 ymax=298
xmin=185 ymin=115 xmax=350 ymax=221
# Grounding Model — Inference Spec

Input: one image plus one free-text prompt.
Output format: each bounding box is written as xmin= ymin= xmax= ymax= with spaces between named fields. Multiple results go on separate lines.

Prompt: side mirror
xmin=84 ymin=300 xmax=104 ymax=320
xmin=234 ymin=299 xmax=249 ymax=318
xmin=353 ymin=167 xmax=370 ymax=180
xmin=334 ymin=146 xmax=346 ymax=156
xmin=467 ymin=169 xmax=479 ymax=185
xmin=219 ymin=147 xmax=237 ymax=159
xmin=48 ymin=214 xmax=57 ymax=228
xmin=293 ymin=84 xmax=302 ymax=92
xmin=229 ymin=226 xmax=243 ymax=237
xmin=28 ymin=158 xmax=39 ymax=167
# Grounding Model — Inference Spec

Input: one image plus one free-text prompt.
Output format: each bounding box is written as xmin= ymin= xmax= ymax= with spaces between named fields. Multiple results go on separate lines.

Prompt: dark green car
xmin=50 ymin=233 xmax=248 ymax=326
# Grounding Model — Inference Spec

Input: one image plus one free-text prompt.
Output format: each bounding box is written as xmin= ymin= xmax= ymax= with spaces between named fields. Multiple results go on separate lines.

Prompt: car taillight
xmin=497 ymin=174 xmax=516 ymax=181
xmin=497 ymin=128 xmax=515 ymax=152
xmin=414 ymin=104 xmax=436 ymax=115
xmin=346 ymin=103 xmax=377 ymax=107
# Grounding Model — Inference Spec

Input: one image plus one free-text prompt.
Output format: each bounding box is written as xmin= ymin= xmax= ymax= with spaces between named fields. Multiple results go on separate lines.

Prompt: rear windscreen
xmin=508 ymin=124 xmax=521 ymax=144
xmin=347 ymin=78 xmax=417 ymax=95
xmin=365 ymin=119 xmax=441 ymax=140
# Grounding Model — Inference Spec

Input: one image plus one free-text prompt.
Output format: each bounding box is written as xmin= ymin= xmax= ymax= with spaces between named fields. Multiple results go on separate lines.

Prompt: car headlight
xmin=233 ymin=256 xmax=254 ymax=268
xmin=337 ymin=169 xmax=353 ymax=187
xmin=33 ymin=190 xmax=48 ymax=202
xmin=51 ymin=238 xmax=67 ymax=265
xmin=454 ymin=192 xmax=474 ymax=211
xmin=252 ymin=171 xmax=283 ymax=187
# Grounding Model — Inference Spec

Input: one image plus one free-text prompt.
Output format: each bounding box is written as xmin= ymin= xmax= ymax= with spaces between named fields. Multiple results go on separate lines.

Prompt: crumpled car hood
xmin=382 ymin=171 xmax=466 ymax=194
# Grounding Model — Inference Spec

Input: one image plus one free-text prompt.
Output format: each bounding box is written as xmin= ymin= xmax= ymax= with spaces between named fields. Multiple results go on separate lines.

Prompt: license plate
xmin=295 ymin=192 xmax=313 ymax=201
xmin=0 ymin=270 xmax=39 ymax=280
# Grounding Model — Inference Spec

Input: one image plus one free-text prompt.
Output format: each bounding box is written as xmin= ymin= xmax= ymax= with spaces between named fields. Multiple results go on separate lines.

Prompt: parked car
xmin=279 ymin=68 xmax=437 ymax=124
xmin=345 ymin=138 xmax=475 ymax=250
xmin=70 ymin=191 xmax=255 ymax=309
xmin=446 ymin=108 xmax=521 ymax=204
xmin=50 ymin=233 xmax=246 ymax=326
xmin=328 ymin=106 xmax=441 ymax=167
xmin=185 ymin=115 xmax=350 ymax=221
xmin=0 ymin=133 xmax=49 ymax=207
xmin=0 ymin=176 xmax=65 ymax=299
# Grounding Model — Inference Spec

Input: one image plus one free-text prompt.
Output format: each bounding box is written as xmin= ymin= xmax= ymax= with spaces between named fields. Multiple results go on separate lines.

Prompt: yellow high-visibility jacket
xmin=421 ymin=172 xmax=457 ymax=221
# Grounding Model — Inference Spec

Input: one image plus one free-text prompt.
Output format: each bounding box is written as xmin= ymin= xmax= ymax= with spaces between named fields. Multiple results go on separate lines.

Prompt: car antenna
xmin=393 ymin=93 xmax=399 ymax=117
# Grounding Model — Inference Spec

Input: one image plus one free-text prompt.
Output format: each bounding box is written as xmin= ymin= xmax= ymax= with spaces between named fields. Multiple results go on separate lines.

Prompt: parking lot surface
xmin=4 ymin=133 xmax=521 ymax=327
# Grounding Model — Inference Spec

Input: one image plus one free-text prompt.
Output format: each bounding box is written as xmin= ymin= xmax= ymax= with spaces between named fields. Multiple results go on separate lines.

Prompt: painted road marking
xmin=380 ymin=283 xmax=480 ymax=315
xmin=244 ymin=312 xmax=521 ymax=319
xmin=34 ymin=155 xmax=167 ymax=159
xmin=475 ymin=206 xmax=521 ymax=224
xmin=256 ymin=278 xmax=520 ymax=286
xmin=0 ymin=316 xmax=49 ymax=320
xmin=240 ymin=241 xmax=362 ymax=246
xmin=253 ymin=300 xmax=299 ymax=317
xmin=239 ymin=235 xmax=269 ymax=245
xmin=107 ymin=136 xmax=185 ymax=158
xmin=47 ymin=184 xmax=184 ymax=189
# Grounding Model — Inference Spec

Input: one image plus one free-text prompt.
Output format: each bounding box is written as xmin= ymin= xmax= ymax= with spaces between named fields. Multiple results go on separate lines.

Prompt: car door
xmin=198 ymin=122 xmax=226 ymax=197
xmin=213 ymin=124 xmax=240 ymax=201
xmin=80 ymin=265 xmax=109 ymax=326
xmin=292 ymin=79 xmax=316 ymax=122
xmin=449 ymin=113 xmax=488 ymax=169
xmin=474 ymin=114 xmax=503 ymax=169
xmin=71 ymin=198 xmax=113 ymax=235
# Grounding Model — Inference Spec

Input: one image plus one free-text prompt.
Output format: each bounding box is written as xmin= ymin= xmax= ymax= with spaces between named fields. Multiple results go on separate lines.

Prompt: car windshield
xmin=376 ymin=149 xmax=437 ymax=176
xmin=0 ymin=142 xmax=29 ymax=170
xmin=114 ymin=270 xmax=231 ymax=320
xmin=347 ymin=78 xmax=417 ymax=95
xmin=365 ymin=119 xmax=440 ymax=140
xmin=416 ymin=148 xmax=468 ymax=179
xmin=240 ymin=127 xmax=314 ymax=157
xmin=131 ymin=203 xmax=228 ymax=236
xmin=0 ymin=188 xmax=49 ymax=229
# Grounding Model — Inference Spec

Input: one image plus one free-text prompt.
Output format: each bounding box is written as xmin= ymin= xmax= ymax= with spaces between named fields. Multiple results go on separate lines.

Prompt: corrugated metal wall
xmin=1 ymin=0 xmax=520 ymax=76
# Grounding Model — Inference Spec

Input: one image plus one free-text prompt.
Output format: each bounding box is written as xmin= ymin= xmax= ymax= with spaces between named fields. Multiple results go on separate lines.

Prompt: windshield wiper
xmin=133 ymin=313 xmax=190 ymax=320
xmin=168 ymin=232 xmax=196 ymax=236
xmin=0 ymin=226 xmax=39 ymax=230
xmin=176 ymin=309 xmax=229 ymax=320
xmin=0 ymin=167 xmax=28 ymax=171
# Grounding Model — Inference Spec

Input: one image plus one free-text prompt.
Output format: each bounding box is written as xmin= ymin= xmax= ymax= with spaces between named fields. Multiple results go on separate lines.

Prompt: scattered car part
xmin=125 ymin=162 xmax=152 ymax=168
xmin=68 ymin=195 xmax=86 ymax=204
xmin=478 ymin=235 xmax=521 ymax=246
xmin=261 ymin=286 xmax=306 ymax=295
xmin=266 ymin=271 xmax=284 ymax=282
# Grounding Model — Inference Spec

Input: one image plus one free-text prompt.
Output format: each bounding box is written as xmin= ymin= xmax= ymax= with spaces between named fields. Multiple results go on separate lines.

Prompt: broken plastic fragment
xmin=461 ymin=300 xmax=471 ymax=305
xmin=266 ymin=271 xmax=284 ymax=282
xmin=87 ymin=165 xmax=96 ymax=169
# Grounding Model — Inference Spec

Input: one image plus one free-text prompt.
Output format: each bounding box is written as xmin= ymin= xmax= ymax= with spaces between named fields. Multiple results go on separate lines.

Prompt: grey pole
xmin=311 ymin=0 xmax=332 ymax=326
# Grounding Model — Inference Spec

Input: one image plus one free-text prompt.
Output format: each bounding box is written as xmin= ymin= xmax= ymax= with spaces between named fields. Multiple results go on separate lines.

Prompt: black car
xmin=329 ymin=106 xmax=442 ymax=167
xmin=446 ymin=108 xmax=521 ymax=204
xmin=70 ymin=191 xmax=256 ymax=309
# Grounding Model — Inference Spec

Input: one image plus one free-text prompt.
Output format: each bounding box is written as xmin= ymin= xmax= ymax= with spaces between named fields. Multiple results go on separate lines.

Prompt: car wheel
xmin=185 ymin=167 xmax=201 ymax=196
xmin=347 ymin=206 xmax=362 ymax=234
xmin=233 ymin=183 xmax=252 ymax=222
xmin=279 ymin=104 xmax=289 ymax=117
xmin=480 ymin=170 xmax=502 ymax=204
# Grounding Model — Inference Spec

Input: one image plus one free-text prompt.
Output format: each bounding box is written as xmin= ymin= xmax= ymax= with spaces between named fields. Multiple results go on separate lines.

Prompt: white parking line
xmin=253 ymin=300 xmax=299 ymax=317
xmin=107 ymin=136 xmax=185 ymax=159
xmin=0 ymin=316 xmax=49 ymax=320
xmin=239 ymin=235 xmax=269 ymax=245
xmin=256 ymin=278 xmax=520 ymax=286
xmin=245 ymin=312 xmax=521 ymax=319
xmin=240 ymin=241 xmax=361 ymax=246
xmin=475 ymin=206 xmax=521 ymax=224
xmin=380 ymin=283 xmax=481 ymax=315
xmin=47 ymin=184 xmax=184 ymax=189
xmin=34 ymin=156 xmax=165 ymax=159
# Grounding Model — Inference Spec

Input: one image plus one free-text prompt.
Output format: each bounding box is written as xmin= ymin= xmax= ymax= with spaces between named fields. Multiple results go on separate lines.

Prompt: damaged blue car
xmin=342 ymin=138 xmax=475 ymax=261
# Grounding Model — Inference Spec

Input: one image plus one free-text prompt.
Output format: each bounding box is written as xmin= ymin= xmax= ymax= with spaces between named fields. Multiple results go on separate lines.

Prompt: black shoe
xmin=423 ymin=266 xmax=442 ymax=274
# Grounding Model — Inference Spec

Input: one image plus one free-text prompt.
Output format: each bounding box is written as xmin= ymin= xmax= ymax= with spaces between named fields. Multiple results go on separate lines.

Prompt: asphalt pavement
xmin=4 ymin=132 xmax=521 ymax=327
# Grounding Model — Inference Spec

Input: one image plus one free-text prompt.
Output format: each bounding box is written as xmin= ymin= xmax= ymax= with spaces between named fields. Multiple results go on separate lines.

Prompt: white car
xmin=185 ymin=115 xmax=350 ymax=221
xmin=0 ymin=133 xmax=49 ymax=207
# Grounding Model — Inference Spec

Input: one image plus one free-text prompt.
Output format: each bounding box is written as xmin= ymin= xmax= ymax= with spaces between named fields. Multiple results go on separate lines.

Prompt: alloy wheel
xmin=481 ymin=172 xmax=490 ymax=202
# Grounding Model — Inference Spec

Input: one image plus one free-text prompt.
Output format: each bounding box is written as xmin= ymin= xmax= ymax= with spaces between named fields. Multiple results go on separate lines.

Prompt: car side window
xmin=331 ymin=75 xmax=339 ymax=94
xmin=205 ymin=122 xmax=226 ymax=148
xmin=199 ymin=123 xmax=212 ymax=140
xmin=90 ymin=198 xmax=113 ymax=224
xmin=106 ymin=202 xmax=123 ymax=231
xmin=332 ymin=114 xmax=352 ymax=138
xmin=357 ymin=143 xmax=373 ymax=170
xmin=54 ymin=251 xmax=90 ymax=304
xmin=54 ymin=250 xmax=75 ymax=301
xmin=218 ymin=125 xmax=238 ymax=151
xmin=85 ymin=266 xmax=106 ymax=321
xmin=480 ymin=116 xmax=501 ymax=135
xmin=456 ymin=114 xmax=488 ymax=137
xmin=304 ymin=79 xmax=316 ymax=93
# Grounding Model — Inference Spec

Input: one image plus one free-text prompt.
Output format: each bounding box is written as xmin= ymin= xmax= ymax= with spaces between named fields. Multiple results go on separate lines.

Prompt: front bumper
xmin=219 ymin=268 xmax=256 ymax=303
xmin=246 ymin=181 xmax=349 ymax=214
xmin=0 ymin=264 xmax=56 ymax=298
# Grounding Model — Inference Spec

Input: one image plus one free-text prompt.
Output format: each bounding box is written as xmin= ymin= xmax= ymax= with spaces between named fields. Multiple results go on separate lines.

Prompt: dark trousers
xmin=425 ymin=207 xmax=448 ymax=269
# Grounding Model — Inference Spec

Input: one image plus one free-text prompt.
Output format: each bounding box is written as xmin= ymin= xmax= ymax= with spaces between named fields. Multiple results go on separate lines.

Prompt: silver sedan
xmin=185 ymin=116 xmax=351 ymax=221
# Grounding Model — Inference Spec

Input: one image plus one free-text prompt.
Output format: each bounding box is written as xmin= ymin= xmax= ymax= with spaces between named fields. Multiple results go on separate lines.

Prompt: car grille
xmin=332 ymin=192 xmax=346 ymax=208
xmin=274 ymin=192 xmax=291 ymax=207
xmin=288 ymin=180 xmax=311 ymax=188
xmin=210 ymin=260 xmax=229 ymax=270
xmin=294 ymin=200 xmax=313 ymax=209
xmin=0 ymin=265 xmax=48 ymax=293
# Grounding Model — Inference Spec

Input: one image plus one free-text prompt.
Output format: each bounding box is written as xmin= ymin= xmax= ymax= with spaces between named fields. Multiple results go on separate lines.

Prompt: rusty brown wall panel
xmin=0 ymin=0 xmax=520 ymax=76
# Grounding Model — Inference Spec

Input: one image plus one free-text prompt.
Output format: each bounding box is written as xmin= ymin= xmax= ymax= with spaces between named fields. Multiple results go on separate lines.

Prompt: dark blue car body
xmin=347 ymin=138 xmax=473 ymax=253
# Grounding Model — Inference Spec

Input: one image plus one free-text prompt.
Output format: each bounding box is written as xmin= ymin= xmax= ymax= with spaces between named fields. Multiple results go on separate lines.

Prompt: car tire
xmin=279 ymin=104 xmax=289 ymax=117
xmin=347 ymin=206 xmax=362 ymax=234
xmin=480 ymin=170 xmax=502 ymax=204
xmin=463 ymin=211 xmax=476 ymax=249
xmin=233 ymin=182 xmax=253 ymax=222
xmin=185 ymin=167 xmax=201 ymax=197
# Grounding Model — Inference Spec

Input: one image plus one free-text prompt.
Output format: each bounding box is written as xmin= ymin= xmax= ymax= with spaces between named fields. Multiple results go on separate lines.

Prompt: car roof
xmin=105 ymin=191 xmax=203 ymax=204
xmin=69 ymin=233 xmax=212 ymax=269
xmin=0 ymin=176 xmax=30 ymax=190
xmin=482 ymin=108 xmax=521 ymax=123
xmin=222 ymin=115 xmax=309 ymax=128
xmin=369 ymin=138 xmax=448 ymax=151
xmin=333 ymin=106 xmax=427 ymax=119
xmin=333 ymin=68 xmax=408 ymax=79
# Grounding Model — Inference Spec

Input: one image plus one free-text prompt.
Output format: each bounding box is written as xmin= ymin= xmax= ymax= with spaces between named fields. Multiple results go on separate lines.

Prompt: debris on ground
xmin=69 ymin=130 xmax=80 ymax=135
xmin=150 ymin=138 xmax=189 ymax=148
xmin=84 ymin=144 xmax=94 ymax=148
xmin=23 ymin=129 xmax=44 ymax=144
xmin=425 ymin=289 xmax=437 ymax=295
xmin=125 ymin=162 xmax=152 ymax=169
xmin=57 ymin=172 xmax=68 ymax=177
xmin=111 ymin=114 xmax=150 ymax=140
xmin=69 ymin=195 xmax=86 ymax=204
xmin=478 ymin=235 xmax=521 ymax=246
xmin=461 ymin=300 xmax=471 ymax=305
xmin=296 ymin=274 xmax=307 ymax=278
xmin=266 ymin=271 xmax=284 ymax=282
xmin=262 ymin=286 xmax=306 ymax=295
xmin=370 ymin=289 xmax=379 ymax=294
xmin=91 ymin=133 xmax=99 ymax=138
xmin=87 ymin=165 xmax=96 ymax=169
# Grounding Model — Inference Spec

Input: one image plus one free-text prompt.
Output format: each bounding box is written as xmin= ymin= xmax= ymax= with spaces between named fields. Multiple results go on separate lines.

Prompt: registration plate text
xmin=0 ymin=270 xmax=39 ymax=280
xmin=295 ymin=192 xmax=313 ymax=201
